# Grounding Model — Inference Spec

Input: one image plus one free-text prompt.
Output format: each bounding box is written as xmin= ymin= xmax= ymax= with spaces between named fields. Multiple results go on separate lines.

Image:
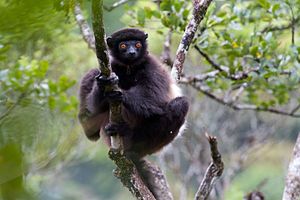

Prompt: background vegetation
xmin=0 ymin=0 xmax=299 ymax=199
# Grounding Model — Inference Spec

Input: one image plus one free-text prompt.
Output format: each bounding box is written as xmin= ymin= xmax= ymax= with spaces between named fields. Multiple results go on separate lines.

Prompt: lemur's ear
xmin=106 ymin=37 xmax=113 ymax=48
xmin=144 ymin=33 xmax=148 ymax=40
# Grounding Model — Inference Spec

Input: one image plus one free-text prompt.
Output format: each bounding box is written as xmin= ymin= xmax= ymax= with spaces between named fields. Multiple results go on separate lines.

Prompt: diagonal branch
xmin=194 ymin=45 xmax=260 ymax=80
xmin=74 ymin=4 xmax=95 ymax=51
xmin=103 ymin=0 xmax=130 ymax=11
xmin=181 ymin=81 xmax=300 ymax=118
xmin=171 ymin=0 xmax=214 ymax=82
xmin=109 ymin=150 xmax=156 ymax=200
xmin=291 ymin=104 xmax=300 ymax=115
xmin=194 ymin=45 xmax=227 ymax=72
xmin=0 ymin=93 xmax=26 ymax=122
xmin=194 ymin=134 xmax=224 ymax=200
xmin=261 ymin=16 xmax=300 ymax=33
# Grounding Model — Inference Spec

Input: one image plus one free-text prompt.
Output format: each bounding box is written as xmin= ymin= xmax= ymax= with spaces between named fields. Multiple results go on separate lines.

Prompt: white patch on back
xmin=168 ymin=79 xmax=187 ymax=137
xmin=169 ymin=82 xmax=182 ymax=98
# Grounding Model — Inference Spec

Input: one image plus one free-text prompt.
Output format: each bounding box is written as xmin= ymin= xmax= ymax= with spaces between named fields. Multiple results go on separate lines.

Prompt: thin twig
xmin=286 ymin=2 xmax=296 ymax=45
xmin=194 ymin=45 xmax=260 ymax=80
xmin=171 ymin=0 xmax=214 ymax=81
xmin=261 ymin=16 xmax=300 ymax=33
xmin=194 ymin=134 xmax=224 ymax=200
xmin=0 ymin=93 xmax=26 ymax=122
xmin=194 ymin=45 xmax=227 ymax=72
xmin=230 ymin=83 xmax=247 ymax=103
xmin=182 ymin=81 xmax=300 ymax=118
xmin=291 ymin=104 xmax=300 ymax=115
xmin=180 ymin=70 xmax=220 ymax=83
xmin=103 ymin=0 xmax=130 ymax=11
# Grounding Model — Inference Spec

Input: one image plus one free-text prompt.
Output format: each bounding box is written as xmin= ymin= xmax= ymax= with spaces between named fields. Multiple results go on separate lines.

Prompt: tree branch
xmin=261 ymin=16 xmax=300 ymax=33
xmin=92 ymin=0 xmax=110 ymax=76
xmin=282 ymin=132 xmax=300 ymax=200
xmin=92 ymin=0 xmax=122 ymax=148
xmin=291 ymin=104 xmax=300 ymax=115
xmin=180 ymin=70 xmax=220 ymax=83
xmin=171 ymin=0 xmax=213 ymax=82
xmin=90 ymin=1 xmax=156 ymax=199
xmin=109 ymin=150 xmax=156 ymax=200
xmin=0 ymin=93 xmax=26 ymax=122
xmin=180 ymin=80 xmax=300 ymax=118
xmin=160 ymin=30 xmax=173 ymax=67
xmin=139 ymin=159 xmax=174 ymax=200
xmin=194 ymin=134 xmax=224 ymax=200
xmin=103 ymin=0 xmax=130 ymax=11
xmin=194 ymin=45 xmax=260 ymax=81
xmin=194 ymin=45 xmax=227 ymax=73
xmin=74 ymin=4 xmax=95 ymax=51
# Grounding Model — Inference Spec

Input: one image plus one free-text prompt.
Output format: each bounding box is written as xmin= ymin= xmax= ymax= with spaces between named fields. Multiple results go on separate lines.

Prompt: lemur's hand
xmin=95 ymin=72 xmax=122 ymax=102
xmin=95 ymin=72 xmax=119 ymax=90
xmin=104 ymin=122 xmax=129 ymax=136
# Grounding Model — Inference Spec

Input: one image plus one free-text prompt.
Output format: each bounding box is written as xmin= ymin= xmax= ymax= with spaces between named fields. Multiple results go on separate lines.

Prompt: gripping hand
xmin=95 ymin=72 xmax=119 ymax=90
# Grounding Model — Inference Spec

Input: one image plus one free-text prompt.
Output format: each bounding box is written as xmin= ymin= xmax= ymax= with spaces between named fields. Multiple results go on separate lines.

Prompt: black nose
xmin=129 ymin=52 xmax=136 ymax=57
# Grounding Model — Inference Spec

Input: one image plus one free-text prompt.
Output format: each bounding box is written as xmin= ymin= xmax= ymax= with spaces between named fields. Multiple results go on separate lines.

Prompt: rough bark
xmin=109 ymin=150 xmax=156 ymax=200
xmin=171 ymin=0 xmax=213 ymax=81
xmin=91 ymin=0 xmax=122 ymax=149
xmin=282 ymin=133 xmax=300 ymax=200
xmin=90 ymin=1 xmax=155 ymax=199
xmin=194 ymin=134 xmax=224 ymax=200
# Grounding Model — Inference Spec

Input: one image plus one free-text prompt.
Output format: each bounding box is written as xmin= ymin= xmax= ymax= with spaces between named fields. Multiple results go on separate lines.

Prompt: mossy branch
xmin=90 ymin=1 xmax=156 ymax=199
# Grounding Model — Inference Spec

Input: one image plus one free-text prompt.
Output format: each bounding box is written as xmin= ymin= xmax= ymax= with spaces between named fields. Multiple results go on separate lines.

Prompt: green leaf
xmin=144 ymin=7 xmax=152 ymax=19
xmin=250 ymin=46 xmax=259 ymax=56
xmin=160 ymin=0 xmax=172 ymax=11
xmin=272 ymin=3 xmax=280 ymax=14
xmin=161 ymin=16 xmax=171 ymax=27
xmin=257 ymin=0 xmax=271 ymax=9
xmin=174 ymin=1 xmax=183 ymax=12
xmin=48 ymin=96 xmax=56 ymax=109
xmin=182 ymin=9 xmax=189 ymax=20
xmin=152 ymin=10 xmax=161 ymax=18
xmin=137 ymin=9 xmax=146 ymax=26
xmin=169 ymin=13 xmax=179 ymax=27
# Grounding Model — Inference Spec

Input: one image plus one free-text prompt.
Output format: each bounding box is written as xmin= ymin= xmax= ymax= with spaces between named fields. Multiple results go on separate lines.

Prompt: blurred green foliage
xmin=131 ymin=0 xmax=300 ymax=109
xmin=0 ymin=57 xmax=77 ymax=116
xmin=225 ymin=142 xmax=291 ymax=200
xmin=0 ymin=0 xmax=299 ymax=199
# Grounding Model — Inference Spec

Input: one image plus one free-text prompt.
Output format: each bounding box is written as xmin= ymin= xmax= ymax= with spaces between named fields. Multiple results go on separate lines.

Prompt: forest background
xmin=0 ymin=0 xmax=300 ymax=199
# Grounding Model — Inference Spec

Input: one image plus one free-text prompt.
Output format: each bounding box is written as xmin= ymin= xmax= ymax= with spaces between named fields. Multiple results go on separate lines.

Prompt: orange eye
xmin=135 ymin=42 xmax=142 ymax=48
xmin=120 ymin=43 xmax=126 ymax=49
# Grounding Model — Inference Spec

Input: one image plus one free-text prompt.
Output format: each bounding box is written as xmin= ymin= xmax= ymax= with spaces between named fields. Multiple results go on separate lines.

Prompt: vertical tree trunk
xmin=282 ymin=133 xmax=300 ymax=200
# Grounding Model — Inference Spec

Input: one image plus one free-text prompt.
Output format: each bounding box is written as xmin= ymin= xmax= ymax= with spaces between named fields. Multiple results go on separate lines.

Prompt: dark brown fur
xmin=79 ymin=28 xmax=189 ymax=156
xmin=78 ymin=28 xmax=189 ymax=199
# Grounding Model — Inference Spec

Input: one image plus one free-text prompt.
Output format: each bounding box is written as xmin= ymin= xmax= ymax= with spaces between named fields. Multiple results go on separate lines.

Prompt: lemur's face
xmin=118 ymin=40 xmax=143 ymax=61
